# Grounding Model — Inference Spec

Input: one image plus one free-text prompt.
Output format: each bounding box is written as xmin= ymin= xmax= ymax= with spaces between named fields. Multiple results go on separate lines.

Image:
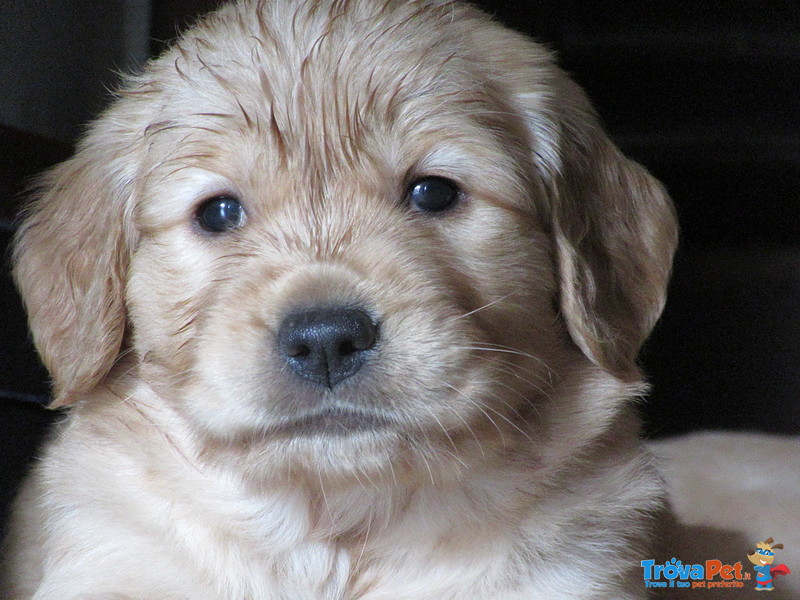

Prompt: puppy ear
xmin=13 ymin=122 xmax=140 ymax=407
xmin=548 ymin=109 xmax=678 ymax=376
xmin=476 ymin=26 xmax=678 ymax=375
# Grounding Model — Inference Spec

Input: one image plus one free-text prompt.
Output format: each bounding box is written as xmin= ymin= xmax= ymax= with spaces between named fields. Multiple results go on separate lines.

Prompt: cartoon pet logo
xmin=747 ymin=538 xmax=791 ymax=592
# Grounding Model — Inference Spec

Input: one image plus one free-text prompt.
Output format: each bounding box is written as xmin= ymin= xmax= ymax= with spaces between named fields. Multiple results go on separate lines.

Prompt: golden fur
xmin=2 ymin=1 xmax=678 ymax=598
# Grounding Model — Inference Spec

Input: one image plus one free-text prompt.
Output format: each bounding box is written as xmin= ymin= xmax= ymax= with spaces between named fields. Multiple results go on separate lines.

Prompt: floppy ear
xmin=548 ymin=106 xmax=678 ymax=376
xmin=13 ymin=121 xmax=140 ymax=407
xmin=474 ymin=24 xmax=678 ymax=376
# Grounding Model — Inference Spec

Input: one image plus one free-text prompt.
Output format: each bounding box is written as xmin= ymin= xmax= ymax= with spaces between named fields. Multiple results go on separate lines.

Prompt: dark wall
xmin=0 ymin=0 xmax=150 ymax=144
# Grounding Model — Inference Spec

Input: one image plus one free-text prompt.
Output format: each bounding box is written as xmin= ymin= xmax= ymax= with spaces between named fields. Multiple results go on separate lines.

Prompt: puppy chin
xmin=190 ymin=418 xmax=422 ymax=492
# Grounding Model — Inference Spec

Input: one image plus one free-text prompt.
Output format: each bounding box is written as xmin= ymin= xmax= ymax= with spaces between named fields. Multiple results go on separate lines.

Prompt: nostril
xmin=287 ymin=344 xmax=311 ymax=358
xmin=277 ymin=307 xmax=379 ymax=388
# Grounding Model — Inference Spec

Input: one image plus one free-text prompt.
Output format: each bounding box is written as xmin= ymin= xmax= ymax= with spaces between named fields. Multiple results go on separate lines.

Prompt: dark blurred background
xmin=1 ymin=0 xmax=798 ymax=538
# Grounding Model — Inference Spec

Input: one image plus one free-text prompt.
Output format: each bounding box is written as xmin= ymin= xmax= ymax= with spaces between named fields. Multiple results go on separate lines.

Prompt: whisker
xmin=481 ymin=355 xmax=552 ymax=388
xmin=386 ymin=455 xmax=398 ymax=487
xmin=440 ymin=381 xmax=506 ymax=446
xmin=491 ymin=378 xmax=547 ymax=422
xmin=404 ymin=422 xmax=439 ymax=486
xmin=479 ymin=357 xmax=555 ymax=400
xmin=316 ymin=463 xmax=335 ymax=535
xmin=456 ymin=344 xmax=557 ymax=384
xmin=453 ymin=290 xmax=519 ymax=321
xmin=354 ymin=510 xmax=372 ymax=575
xmin=437 ymin=401 xmax=486 ymax=460
xmin=417 ymin=404 xmax=463 ymax=461
xmin=480 ymin=400 xmax=535 ymax=445
xmin=418 ymin=445 xmax=436 ymax=486
xmin=482 ymin=374 xmax=544 ymax=424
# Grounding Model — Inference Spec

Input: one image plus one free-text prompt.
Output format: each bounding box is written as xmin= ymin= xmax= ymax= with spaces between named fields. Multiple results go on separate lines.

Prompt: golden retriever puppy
xmin=1 ymin=0 xmax=677 ymax=598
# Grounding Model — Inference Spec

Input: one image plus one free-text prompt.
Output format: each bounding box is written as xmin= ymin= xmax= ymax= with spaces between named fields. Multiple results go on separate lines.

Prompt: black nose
xmin=277 ymin=307 xmax=378 ymax=389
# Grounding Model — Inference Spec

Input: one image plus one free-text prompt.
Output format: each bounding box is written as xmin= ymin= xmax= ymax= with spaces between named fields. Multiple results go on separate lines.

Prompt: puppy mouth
xmin=266 ymin=405 xmax=393 ymax=437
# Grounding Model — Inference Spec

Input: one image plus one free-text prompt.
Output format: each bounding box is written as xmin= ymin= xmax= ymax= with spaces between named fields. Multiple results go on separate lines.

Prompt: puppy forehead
xmin=137 ymin=0 xmax=524 ymax=179
xmin=156 ymin=0 xmax=481 ymax=108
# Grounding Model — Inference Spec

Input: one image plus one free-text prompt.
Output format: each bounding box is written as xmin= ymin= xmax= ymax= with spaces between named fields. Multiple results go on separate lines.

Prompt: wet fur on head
xmin=4 ymin=1 xmax=677 ymax=598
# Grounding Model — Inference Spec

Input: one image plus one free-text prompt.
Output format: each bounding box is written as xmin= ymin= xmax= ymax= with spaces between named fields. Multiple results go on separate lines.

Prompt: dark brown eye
xmin=406 ymin=176 xmax=460 ymax=212
xmin=196 ymin=195 xmax=244 ymax=232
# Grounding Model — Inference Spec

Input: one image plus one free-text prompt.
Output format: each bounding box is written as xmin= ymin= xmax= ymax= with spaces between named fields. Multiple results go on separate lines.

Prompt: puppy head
xmin=14 ymin=0 xmax=677 ymax=478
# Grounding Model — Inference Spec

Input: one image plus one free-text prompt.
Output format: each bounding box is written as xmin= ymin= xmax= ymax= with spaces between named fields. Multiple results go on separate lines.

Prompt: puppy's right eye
xmin=196 ymin=195 xmax=245 ymax=233
xmin=406 ymin=176 xmax=461 ymax=213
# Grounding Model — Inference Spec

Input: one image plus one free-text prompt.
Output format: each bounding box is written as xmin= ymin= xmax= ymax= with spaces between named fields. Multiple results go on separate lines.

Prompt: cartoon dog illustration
xmin=748 ymin=538 xmax=791 ymax=591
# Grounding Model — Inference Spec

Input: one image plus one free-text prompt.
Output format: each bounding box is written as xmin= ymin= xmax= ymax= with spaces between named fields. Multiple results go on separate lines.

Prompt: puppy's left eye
xmin=196 ymin=195 xmax=245 ymax=233
xmin=406 ymin=176 xmax=461 ymax=213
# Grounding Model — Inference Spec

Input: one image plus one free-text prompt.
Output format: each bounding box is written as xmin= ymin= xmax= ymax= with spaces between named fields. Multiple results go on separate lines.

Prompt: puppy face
xmin=13 ymin=0 xmax=677 ymax=480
